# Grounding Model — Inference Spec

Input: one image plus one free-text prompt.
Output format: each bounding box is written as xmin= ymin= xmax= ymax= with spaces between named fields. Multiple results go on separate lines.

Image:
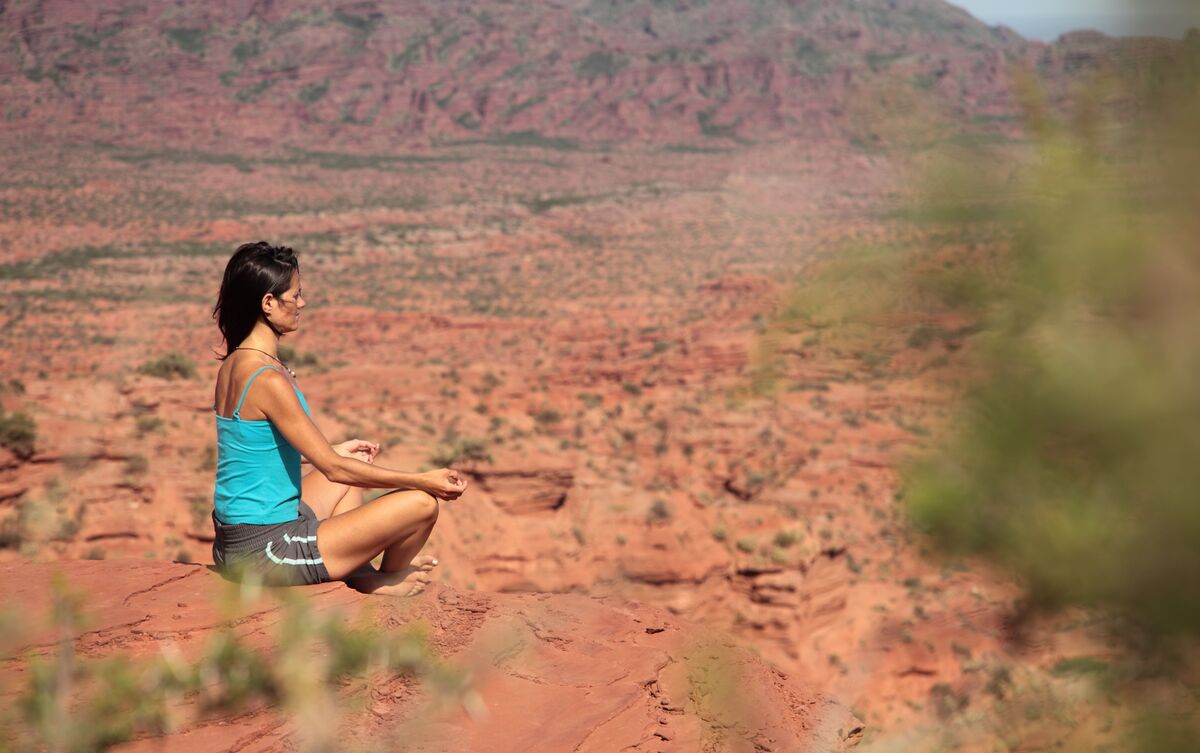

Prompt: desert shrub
xmin=0 ymin=409 xmax=36 ymax=459
xmin=137 ymin=352 xmax=196 ymax=380
xmin=232 ymin=38 xmax=261 ymax=63
xmin=197 ymin=445 xmax=217 ymax=472
xmin=905 ymin=58 xmax=1200 ymax=638
xmin=531 ymin=407 xmax=562 ymax=425
xmin=163 ymin=27 xmax=206 ymax=54
xmin=277 ymin=345 xmax=322 ymax=369
xmin=0 ymin=514 xmax=22 ymax=549
xmin=333 ymin=10 xmax=380 ymax=35
xmin=1 ymin=576 xmax=467 ymax=752
xmin=428 ymin=437 xmax=492 ymax=468
xmin=574 ymin=51 xmax=627 ymax=79
xmin=298 ymin=81 xmax=328 ymax=104
xmin=772 ymin=529 xmax=800 ymax=549
xmin=646 ymin=498 xmax=671 ymax=524
xmin=791 ymin=38 xmax=828 ymax=77
xmin=135 ymin=416 xmax=164 ymax=436
xmin=777 ymin=38 xmax=1200 ymax=753
xmin=124 ymin=453 xmax=149 ymax=476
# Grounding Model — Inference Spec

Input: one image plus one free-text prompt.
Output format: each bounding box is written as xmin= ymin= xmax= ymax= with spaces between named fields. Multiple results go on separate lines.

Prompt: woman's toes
xmin=412 ymin=555 xmax=438 ymax=571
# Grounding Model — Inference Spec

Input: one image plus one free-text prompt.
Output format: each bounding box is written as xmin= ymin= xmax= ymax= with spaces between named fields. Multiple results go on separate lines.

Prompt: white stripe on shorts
xmin=265 ymin=540 xmax=324 ymax=566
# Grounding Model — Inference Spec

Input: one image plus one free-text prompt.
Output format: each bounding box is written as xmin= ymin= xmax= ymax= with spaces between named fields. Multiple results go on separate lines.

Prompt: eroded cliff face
xmin=0 ymin=560 xmax=862 ymax=753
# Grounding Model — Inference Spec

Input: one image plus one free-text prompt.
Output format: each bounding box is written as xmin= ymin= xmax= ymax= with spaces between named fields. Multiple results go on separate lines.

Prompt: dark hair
xmin=212 ymin=241 xmax=299 ymax=360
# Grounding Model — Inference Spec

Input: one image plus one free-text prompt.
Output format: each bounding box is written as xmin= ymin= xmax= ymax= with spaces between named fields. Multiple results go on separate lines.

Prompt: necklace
xmin=234 ymin=346 xmax=296 ymax=378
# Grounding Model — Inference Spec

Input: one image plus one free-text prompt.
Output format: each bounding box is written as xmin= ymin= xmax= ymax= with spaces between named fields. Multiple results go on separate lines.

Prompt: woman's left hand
xmin=333 ymin=439 xmax=380 ymax=463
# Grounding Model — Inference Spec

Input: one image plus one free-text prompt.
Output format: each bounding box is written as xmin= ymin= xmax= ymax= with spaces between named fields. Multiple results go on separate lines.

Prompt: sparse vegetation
xmin=0 ymin=408 xmax=36 ymax=459
xmin=277 ymin=345 xmax=322 ymax=370
xmin=1 ymin=577 xmax=465 ymax=752
xmin=298 ymin=80 xmax=329 ymax=104
xmin=137 ymin=353 xmax=197 ymax=380
xmin=574 ymin=51 xmax=627 ymax=79
xmin=163 ymin=27 xmax=207 ymax=56
xmin=197 ymin=445 xmax=217 ymax=472
xmin=428 ymin=437 xmax=492 ymax=468
xmin=531 ymin=407 xmax=562 ymax=425
xmin=135 ymin=415 xmax=164 ymax=436
xmin=772 ymin=529 xmax=800 ymax=549
xmin=124 ymin=453 xmax=149 ymax=476
xmin=646 ymin=498 xmax=672 ymax=524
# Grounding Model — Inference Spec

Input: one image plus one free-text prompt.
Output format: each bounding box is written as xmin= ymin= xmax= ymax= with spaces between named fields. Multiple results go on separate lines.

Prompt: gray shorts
xmin=212 ymin=499 xmax=332 ymax=586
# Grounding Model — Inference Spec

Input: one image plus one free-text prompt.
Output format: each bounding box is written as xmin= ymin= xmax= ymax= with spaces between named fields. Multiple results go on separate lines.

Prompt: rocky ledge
xmin=0 ymin=561 xmax=861 ymax=753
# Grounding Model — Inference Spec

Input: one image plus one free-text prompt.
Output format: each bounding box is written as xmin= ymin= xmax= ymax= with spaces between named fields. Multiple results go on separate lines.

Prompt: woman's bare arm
xmin=253 ymin=369 xmax=465 ymax=498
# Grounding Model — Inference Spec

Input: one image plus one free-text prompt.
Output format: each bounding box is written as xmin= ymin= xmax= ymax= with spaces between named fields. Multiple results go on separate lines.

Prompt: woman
xmin=210 ymin=241 xmax=466 ymax=596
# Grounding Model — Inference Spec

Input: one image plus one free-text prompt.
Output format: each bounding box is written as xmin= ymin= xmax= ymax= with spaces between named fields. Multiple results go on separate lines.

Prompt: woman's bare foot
xmin=409 ymin=554 xmax=438 ymax=572
xmin=343 ymin=555 xmax=439 ymax=597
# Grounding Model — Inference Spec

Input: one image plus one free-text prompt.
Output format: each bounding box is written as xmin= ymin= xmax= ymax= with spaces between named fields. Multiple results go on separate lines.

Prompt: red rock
xmin=469 ymin=467 xmax=574 ymax=516
xmin=0 ymin=561 xmax=860 ymax=753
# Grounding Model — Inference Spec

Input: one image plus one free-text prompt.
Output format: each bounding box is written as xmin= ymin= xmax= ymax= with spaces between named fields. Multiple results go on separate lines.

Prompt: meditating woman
xmin=209 ymin=240 xmax=466 ymax=595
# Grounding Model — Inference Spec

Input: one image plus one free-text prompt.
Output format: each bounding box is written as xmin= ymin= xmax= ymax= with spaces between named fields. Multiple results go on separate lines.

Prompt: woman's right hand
xmin=421 ymin=468 xmax=468 ymax=500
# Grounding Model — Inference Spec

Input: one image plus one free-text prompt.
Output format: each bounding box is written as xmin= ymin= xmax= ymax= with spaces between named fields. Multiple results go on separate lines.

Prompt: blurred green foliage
xmin=906 ymin=41 xmax=1200 ymax=640
xmin=0 ymin=570 xmax=468 ymax=752
xmin=770 ymin=23 xmax=1200 ymax=753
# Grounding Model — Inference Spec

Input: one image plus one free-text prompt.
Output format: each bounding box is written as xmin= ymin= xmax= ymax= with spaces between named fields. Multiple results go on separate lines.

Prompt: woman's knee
xmin=382 ymin=489 xmax=438 ymax=527
xmin=414 ymin=490 xmax=439 ymax=525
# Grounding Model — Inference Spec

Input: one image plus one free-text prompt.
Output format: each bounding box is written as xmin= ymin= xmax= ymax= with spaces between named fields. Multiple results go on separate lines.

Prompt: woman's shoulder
xmin=216 ymin=356 xmax=291 ymax=398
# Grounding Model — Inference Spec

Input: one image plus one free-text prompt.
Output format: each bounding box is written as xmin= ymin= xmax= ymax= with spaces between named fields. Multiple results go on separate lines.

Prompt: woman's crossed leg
xmin=305 ymin=468 xmax=440 ymax=596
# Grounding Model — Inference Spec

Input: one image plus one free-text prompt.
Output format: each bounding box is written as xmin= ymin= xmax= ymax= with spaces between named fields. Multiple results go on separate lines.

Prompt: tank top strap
xmin=233 ymin=365 xmax=282 ymax=419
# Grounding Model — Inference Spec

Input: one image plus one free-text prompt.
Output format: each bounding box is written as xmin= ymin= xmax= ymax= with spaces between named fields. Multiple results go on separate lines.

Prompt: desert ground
xmin=0 ymin=135 xmax=1115 ymax=748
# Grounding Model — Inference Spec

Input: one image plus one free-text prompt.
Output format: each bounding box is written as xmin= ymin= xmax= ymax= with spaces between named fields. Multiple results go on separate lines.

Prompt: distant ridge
xmin=0 ymin=0 xmax=1174 ymax=152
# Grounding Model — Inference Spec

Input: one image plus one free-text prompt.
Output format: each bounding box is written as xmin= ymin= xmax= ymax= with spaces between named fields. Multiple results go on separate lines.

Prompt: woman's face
xmin=266 ymin=271 xmax=305 ymax=333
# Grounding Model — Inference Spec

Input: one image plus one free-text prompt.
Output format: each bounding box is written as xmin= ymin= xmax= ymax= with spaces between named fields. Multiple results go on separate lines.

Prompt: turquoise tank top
xmin=212 ymin=365 xmax=312 ymax=525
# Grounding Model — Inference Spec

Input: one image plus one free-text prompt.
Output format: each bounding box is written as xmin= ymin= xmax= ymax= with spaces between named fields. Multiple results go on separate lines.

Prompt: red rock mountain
xmin=0 ymin=0 xmax=1121 ymax=152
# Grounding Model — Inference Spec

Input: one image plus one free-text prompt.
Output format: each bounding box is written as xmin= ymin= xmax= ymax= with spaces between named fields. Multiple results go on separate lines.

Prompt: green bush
xmin=124 ymin=453 xmax=149 ymax=476
xmin=0 ymin=514 xmax=22 ymax=549
xmin=905 ymin=58 xmax=1200 ymax=638
xmin=135 ymin=416 xmax=164 ymax=437
xmin=428 ymin=437 xmax=492 ymax=467
xmin=137 ymin=352 xmax=196 ymax=380
xmin=646 ymin=498 xmax=671 ymax=524
xmin=163 ymin=27 xmax=206 ymax=55
xmin=0 ymin=409 xmax=36 ymax=459
xmin=574 ymin=51 xmax=627 ymax=79
xmin=2 ymin=575 xmax=465 ymax=752
xmin=232 ymin=39 xmax=261 ymax=63
xmin=298 ymin=81 xmax=328 ymax=104
xmin=792 ymin=38 xmax=828 ymax=77
xmin=532 ymin=407 xmax=562 ymax=425
xmin=772 ymin=529 xmax=800 ymax=549
xmin=277 ymin=345 xmax=321 ymax=369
